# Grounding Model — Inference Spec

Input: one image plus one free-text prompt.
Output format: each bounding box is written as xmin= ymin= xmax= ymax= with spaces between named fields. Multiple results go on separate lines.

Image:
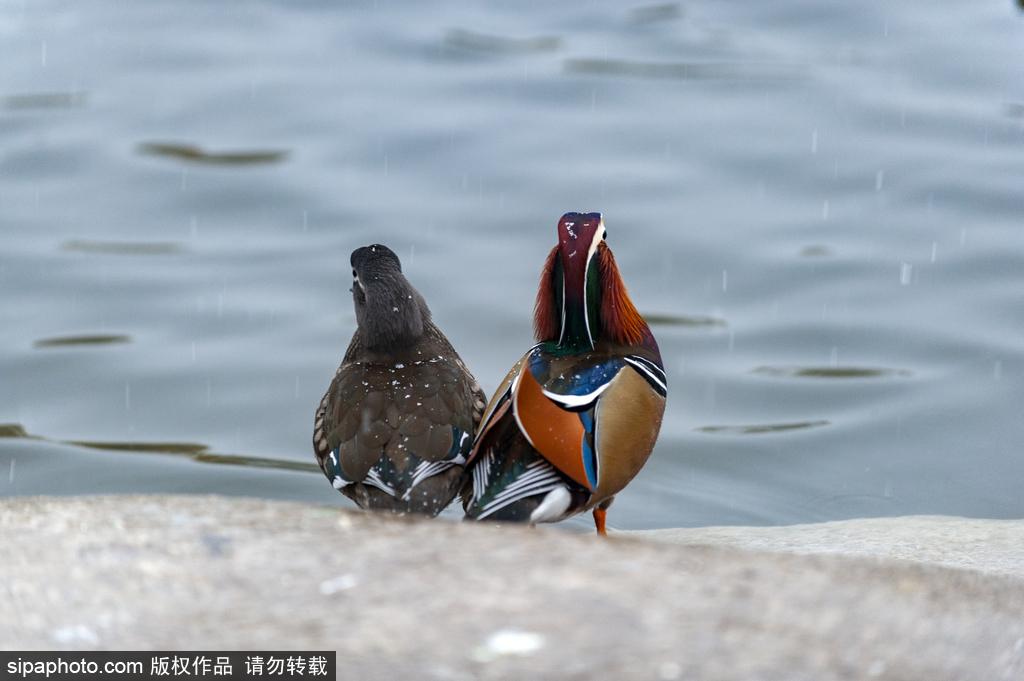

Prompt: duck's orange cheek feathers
xmin=593 ymin=367 xmax=666 ymax=502
xmin=512 ymin=366 xmax=594 ymax=492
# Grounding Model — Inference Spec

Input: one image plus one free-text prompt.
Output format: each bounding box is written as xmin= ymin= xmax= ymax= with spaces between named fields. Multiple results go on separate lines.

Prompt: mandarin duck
xmin=314 ymin=244 xmax=486 ymax=515
xmin=462 ymin=213 xmax=666 ymax=535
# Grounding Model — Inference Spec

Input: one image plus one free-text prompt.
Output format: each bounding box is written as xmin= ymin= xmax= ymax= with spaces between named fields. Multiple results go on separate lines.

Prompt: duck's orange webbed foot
xmin=593 ymin=507 xmax=608 ymax=537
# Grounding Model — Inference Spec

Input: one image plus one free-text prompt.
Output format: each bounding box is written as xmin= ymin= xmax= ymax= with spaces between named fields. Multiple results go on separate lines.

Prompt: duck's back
xmin=315 ymin=324 xmax=484 ymax=515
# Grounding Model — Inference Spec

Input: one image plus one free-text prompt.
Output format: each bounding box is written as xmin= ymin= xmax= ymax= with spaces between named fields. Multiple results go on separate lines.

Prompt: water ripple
xmin=3 ymin=92 xmax=87 ymax=110
xmin=33 ymin=335 xmax=131 ymax=348
xmin=752 ymin=366 xmax=912 ymax=379
xmin=643 ymin=313 xmax=727 ymax=328
xmin=564 ymin=59 xmax=806 ymax=80
xmin=697 ymin=421 xmax=830 ymax=435
xmin=62 ymin=240 xmax=188 ymax=256
xmin=443 ymin=29 xmax=561 ymax=55
xmin=137 ymin=143 xmax=289 ymax=165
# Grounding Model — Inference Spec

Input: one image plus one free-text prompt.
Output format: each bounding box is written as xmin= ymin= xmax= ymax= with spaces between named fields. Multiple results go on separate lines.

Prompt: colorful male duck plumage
xmin=462 ymin=213 xmax=666 ymax=534
xmin=314 ymin=244 xmax=486 ymax=515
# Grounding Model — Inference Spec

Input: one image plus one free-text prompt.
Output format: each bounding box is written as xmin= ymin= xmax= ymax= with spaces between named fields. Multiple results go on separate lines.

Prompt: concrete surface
xmin=624 ymin=515 xmax=1024 ymax=581
xmin=1 ymin=495 xmax=1022 ymax=680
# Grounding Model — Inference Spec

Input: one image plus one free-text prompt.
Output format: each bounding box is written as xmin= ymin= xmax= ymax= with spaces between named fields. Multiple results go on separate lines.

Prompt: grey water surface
xmin=2 ymin=0 xmax=1024 ymax=530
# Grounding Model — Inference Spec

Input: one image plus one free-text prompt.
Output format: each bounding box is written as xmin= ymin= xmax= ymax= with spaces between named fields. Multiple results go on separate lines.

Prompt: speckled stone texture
xmin=624 ymin=516 xmax=1024 ymax=581
xmin=1 ymin=495 xmax=1022 ymax=680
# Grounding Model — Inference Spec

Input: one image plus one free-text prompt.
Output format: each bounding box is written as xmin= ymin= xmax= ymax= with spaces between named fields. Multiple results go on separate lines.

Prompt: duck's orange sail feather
xmin=512 ymin=366 xmax=594 ymax=492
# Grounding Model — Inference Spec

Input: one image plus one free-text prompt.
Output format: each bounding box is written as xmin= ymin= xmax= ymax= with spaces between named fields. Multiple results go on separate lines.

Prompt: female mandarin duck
xmin=314 ymin=244 xmax=486 ymax=516
xmin=462 ymin=213 xmax=666 ymax=535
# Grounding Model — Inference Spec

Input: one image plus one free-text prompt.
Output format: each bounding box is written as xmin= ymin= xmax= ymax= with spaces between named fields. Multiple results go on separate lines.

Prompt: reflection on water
xmin=3 ymin=92 xmax=87 ymax=110
xmin=67 ymin=440 xmax=208 ymax=455
xmin=697 ymin=421 xmax=830 ymax=435
xmin=752 ymin=367 xmax=912 ymax=379
xmin=190 ymin=453 xmax=320 ymax=474
xmin=33 ymin=335 xmax=131 ymax=348
xmin=444 ymin=29 xmax=561 ymax=54
xmin=0 ymin=425 xmax=35 ymax=439
xmin=643 ymin=314 xmax=727 ymax=328
xmin=1 ymin=424 xmax=320 ymax=475
xmin=1002 ymin=103 xmax=1024 ymax=118
xmin=799 ymin=246 xmax=832 ymax=258
xmin=61 ymin=240 xmax=188 ymax=256
xmin=564 ymin=59 xmax=805 ymax=81
xmin=136 ymin=143 xmax=289 ymax=166
xmin=69 ymin=441 xmax=320 ymax=474
xmin=630 ymin=3 xmax=683 ymax=24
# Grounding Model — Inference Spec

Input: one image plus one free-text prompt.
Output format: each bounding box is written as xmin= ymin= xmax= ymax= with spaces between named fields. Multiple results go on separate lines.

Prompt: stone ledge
xmin=1 ymin=495 xmax=1022 ymax=680
xmin=621 ymin=515 xmax=1024 ymax=581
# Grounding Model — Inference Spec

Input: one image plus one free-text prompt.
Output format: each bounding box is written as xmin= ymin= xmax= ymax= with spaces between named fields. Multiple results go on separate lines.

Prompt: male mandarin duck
xmin=314 ymin=244 xmax=486 ymax=516
xmin=462 ymin=213 xmax=666 ymax=535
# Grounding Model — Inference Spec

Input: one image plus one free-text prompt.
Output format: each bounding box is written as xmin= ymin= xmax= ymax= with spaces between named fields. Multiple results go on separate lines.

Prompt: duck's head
xmin=350 ymin=244 xmax=430 ymax=351
xmin=534 ymin=212 xmax=650 ymax=352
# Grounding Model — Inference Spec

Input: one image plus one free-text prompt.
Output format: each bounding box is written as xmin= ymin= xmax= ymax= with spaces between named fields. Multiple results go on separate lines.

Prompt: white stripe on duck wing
xmin=321 ymin=431 xmax=468 ymax=503
xmin=462 ymin=423 xmax=588 ymax=523
xmin=461 ymin=213 xmax=667 ymax=534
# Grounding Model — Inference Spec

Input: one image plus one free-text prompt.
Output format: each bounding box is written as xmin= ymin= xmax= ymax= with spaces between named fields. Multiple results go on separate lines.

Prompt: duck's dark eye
xmin=352 ymin=269 xmax=357 ymax=277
